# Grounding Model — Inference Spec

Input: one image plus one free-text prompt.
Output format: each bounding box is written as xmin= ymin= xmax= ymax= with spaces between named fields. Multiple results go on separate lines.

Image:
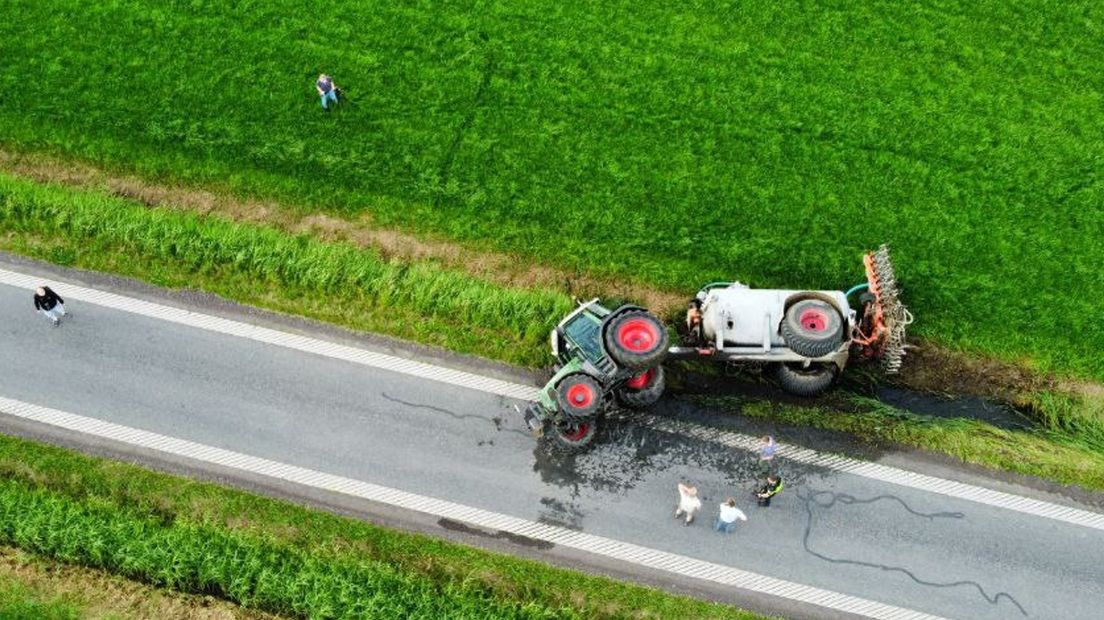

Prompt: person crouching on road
xmin=34 ymin=286 xmax=67 ymax=327
xmin=713 ymin=498 xmax=748 ymax=533
xmin=316 ymin=73 xmax=339 ymax=110
xmin=756 ymin=474 xmax=784 ymax=507
xmin=675 ymin=482 xmax=702 ymax=525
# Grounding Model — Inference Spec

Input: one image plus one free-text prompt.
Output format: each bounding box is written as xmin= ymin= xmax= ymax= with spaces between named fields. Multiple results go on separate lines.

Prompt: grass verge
xmin=0 ymin=434 xmax=766 ymax=620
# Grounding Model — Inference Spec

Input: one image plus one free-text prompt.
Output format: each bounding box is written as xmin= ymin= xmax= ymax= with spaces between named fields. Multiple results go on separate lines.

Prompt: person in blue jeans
xmin=713 ymin=498 xmax=748 ymax=533
xmin=316 ymin=74 xmax=339 ymax=110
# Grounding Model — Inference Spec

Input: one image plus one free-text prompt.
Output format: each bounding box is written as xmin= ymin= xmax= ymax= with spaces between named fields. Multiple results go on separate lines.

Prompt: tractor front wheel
xmin=775 ymin=362 xmax=837 ymax=397
xmin=604 ymin=310 xmax=670 ymax=370
xmin=550 ymin=419 xmax=599 ymax=453
xmin=556 ymin=374 xmax=603 ymax=418
xmin=617 ymin=366 xmax=667 ymax=409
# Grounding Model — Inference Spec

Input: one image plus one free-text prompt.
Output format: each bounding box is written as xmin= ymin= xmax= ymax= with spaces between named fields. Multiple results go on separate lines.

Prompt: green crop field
xmin=1 ymin=0 xmax=1102 ymax=381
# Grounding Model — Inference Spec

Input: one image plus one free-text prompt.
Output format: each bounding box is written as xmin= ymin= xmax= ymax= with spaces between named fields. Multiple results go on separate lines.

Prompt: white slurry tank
xmin=672 ymin=245 xmax=912 ymax=396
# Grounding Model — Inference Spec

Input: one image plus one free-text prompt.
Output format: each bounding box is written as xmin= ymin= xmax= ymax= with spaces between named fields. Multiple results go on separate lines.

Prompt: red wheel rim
xmin=565 ymin=383 xmax=595 ymax=408
xmin=799 ymin=308 xmax=830 ymax=332
xmin=625 ymin=367 xmax=655 ymax=390
xmin=562 ymin=422 xmax=590 ymax=442
xmin=617 ymin=318 xmax=659 ymax=352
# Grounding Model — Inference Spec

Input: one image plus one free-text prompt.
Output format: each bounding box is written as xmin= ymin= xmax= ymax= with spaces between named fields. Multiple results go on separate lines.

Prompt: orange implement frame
xmin=852 ymin=251 xmax=888 ymax=349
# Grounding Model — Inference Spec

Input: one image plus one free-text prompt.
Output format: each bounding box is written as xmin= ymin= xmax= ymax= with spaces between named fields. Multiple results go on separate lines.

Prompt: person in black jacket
xmin=33 ymin=286 xmax=67 ymax=326
xmin=756 ymin=474 xmax=784 ymax=507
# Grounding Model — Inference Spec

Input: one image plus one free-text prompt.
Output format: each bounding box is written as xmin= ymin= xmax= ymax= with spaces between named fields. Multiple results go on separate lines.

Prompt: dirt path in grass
xmin=1 ymin=148 xmax=1100 ymax=410
xmin=0 ymin=546 xmax=281 ymax=620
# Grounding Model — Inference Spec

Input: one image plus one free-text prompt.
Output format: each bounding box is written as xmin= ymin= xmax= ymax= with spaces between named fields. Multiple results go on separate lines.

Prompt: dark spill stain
xmin=437 ymin=518 xmax=553 ymax=550
xmin=875 ymin=386 xmax=1034 ymax=430
xmin=531 ymin=401 xmax=817 ymax=497
xmin=799 ymin=489 xmax=1028 ymax=616
xmin=381 ymin=392 xmax=528 ymax=437
xmin=538 ymin=496 xmax=585 ymax=530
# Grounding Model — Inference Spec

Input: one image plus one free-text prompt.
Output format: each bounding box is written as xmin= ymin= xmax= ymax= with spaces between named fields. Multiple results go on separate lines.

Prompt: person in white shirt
xmin=713 ymin=497 xmax=748 ymax=533
xmin=674 ymin=482 xmax=702 ymax=525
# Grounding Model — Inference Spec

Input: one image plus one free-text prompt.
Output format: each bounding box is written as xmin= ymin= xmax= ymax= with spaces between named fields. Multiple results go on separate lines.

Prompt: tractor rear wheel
xmin=550 ymin=418 xmax=598 ymax=453
xmin=604 ymin=310 xmax=670 ymax=370
xmin=781 ymin=299 xmax=843 ymax=358
xmin=617 ymin=366 xmax=666 ymax=409
xmin=775 ymin=362 xmax=837 ymax=397
xmin=556 ymin=374 xmax=603 ymax=418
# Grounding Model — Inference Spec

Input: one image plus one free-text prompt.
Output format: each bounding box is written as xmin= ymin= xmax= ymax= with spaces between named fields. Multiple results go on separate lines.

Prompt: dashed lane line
xmin=3 ymin=267 xmax=1102 ymax=532
xmin=0 ymin=395 xmax=945 ymax=620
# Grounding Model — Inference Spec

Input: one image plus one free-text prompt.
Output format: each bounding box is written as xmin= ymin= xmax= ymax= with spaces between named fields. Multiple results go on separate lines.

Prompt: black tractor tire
xmin=549 ymin=418 xmax=599 ymax=453
xmin=781 ymin=299 xmax=844 ymax=358
xmin=616 ymin=366 xmax=667 ymax=409
xmin=556 ymin=374 xmax=603 ymax=418
xmin=604 ymin=310 xmax=670 ymax=370
xmin=775 ymin=363 xmax=838 ymax=397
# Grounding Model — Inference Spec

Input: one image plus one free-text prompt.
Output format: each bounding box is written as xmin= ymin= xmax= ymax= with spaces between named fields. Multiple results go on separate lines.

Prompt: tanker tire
xmin=775 ymin=363 xmax=837 ymax=397
xmin=781 ymin=299 xmax=844 ymax=358
xmin=617 ymin=366 xmax=667 ymax=409
xmin=604 ymin=310 xmax=670 ymax=370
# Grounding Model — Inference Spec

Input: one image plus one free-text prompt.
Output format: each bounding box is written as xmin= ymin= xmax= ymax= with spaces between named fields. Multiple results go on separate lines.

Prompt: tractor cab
xmin=551 ymin=299 xmax=613 ymax=370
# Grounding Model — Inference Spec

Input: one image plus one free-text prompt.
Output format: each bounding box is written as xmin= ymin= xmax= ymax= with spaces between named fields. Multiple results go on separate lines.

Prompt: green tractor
xmin=522 ymin=299 xmax=669 ymax=452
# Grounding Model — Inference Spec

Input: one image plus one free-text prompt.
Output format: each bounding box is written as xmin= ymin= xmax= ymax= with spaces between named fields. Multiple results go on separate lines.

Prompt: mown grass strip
xmin=0 ymin=434 xmax=766 ymax=620
xmin=0 ymin=172 xmax=570 ymax=367
xmin=0 ymin=545 xmax=282 ymax=620
xmin=0 ymin=0 xmax=1101 ymax=380
xmin=0 ymin=577 xmax=81 ymax=620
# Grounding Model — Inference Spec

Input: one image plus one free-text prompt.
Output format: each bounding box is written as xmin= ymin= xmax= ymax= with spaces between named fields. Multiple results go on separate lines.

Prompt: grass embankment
xmin=1 ymin=0 xmax=1102 ymax=381
xmin=0 ymin=172 xmax=571 ymax=368
xmin=0 ymin=434 xmax=766 ymax=620
xmin=0 ymin=546 xmax=280 ymax=620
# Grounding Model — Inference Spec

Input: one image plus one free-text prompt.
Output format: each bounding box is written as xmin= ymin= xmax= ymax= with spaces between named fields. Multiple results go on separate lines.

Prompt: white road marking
xmin=0 ymin=395 xmax=945 ymax=620
xmin=2 ymin=267 xmax=1102 ymax=533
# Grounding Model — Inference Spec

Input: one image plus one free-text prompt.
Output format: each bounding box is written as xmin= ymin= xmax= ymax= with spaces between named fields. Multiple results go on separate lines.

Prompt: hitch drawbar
xmin=517 ymin=404 xmax=545 ymax=438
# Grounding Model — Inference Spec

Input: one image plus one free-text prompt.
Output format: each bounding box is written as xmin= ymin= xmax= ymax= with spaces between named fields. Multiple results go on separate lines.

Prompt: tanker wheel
xmin=555 ymin=374 xmax=603 ymax=418
xmin=604 ymin=310 xmax=670 ymax=370
xmin=781 ymin=299 xmax=844 ymax=358
xmin=550 ymin=418 xmax=598 ymax=453
xmin=775 ymin=362 xmax=837 ymax=397
xmin=616 ymin=366 xmax=667 ymax=409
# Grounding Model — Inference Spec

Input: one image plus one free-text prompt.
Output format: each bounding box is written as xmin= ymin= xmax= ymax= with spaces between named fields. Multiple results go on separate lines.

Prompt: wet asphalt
xmin=1 ymin=271 xmax=1102 ymax=620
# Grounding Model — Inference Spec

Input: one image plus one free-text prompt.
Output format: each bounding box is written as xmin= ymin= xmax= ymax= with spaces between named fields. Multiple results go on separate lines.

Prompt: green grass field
xmin=0 ymin=0 xmax=1101 ymax=380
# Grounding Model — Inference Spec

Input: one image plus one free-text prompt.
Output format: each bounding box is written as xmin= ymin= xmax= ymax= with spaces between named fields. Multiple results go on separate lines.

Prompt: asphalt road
xmin=1 ymin=273 xmax=1101 ymax=620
